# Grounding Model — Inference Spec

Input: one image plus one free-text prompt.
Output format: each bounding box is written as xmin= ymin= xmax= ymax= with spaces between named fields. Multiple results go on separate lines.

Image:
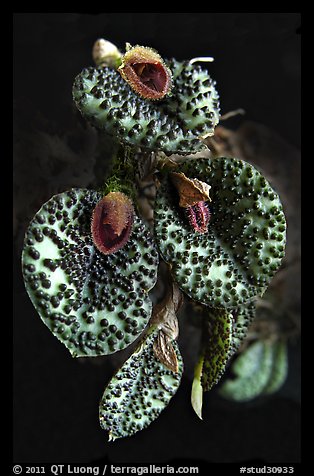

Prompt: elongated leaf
xmin=191 ymin=302 xmax=255 ymax=417
xmin=191 ymin=355 xmax=204 ymax=420
xmin=99 ymin=328 xmax=183 ymax=440
xmin=201 ymin=308 xmax=233 ymax=391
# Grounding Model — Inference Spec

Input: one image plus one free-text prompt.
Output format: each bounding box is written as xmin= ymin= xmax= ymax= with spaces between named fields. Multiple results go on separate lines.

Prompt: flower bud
xmin=92 ymin=39 xmax=122 ymax=68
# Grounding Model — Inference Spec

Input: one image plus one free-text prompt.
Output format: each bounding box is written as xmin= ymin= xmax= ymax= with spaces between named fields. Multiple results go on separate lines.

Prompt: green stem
xmin=101 ymin=143 xmax=138 ymax=201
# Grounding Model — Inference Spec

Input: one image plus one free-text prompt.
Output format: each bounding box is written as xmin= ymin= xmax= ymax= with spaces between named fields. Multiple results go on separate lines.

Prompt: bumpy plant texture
xmin=72 ymin=59 xmax=220 ymax=155
xmin=200 ymin=302 xmax=255 ymax=392
xmin=99 ymin=328 xmax=183 ymax=440
xmin=22 ymin=38 xmax=289 ymax=441
xmin=191 ymin=302 xmax=255 ymax=418
xmin=155 ymin=157 xmax=286 ymax=309
xmin=219 ymin=339 xmax=288 ymax=401
xmin=22 ymin=189 xmax=158 ymax=357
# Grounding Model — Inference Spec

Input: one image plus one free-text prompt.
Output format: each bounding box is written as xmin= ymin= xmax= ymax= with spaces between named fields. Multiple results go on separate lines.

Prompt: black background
xmin=13 ymin=13 xmax=301 ymax=465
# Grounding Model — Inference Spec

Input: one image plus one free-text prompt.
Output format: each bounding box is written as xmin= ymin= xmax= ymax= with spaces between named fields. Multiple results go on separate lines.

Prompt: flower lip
xmin=118 ymin=45 xmax=172 ymax=100
xmin=91 ymin=192 xmax=134 ymax=255
xmin=132 ymin=62 xmax=168 ymax=93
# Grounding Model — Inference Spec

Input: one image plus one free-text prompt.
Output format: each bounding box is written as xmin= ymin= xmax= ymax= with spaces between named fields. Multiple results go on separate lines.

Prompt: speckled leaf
xmin=218 ymin=340 xmax=284 ymax=402
xmin=201 ymin=308 xmax=233 ymax=392
xmin=22 ymin=188 xmax=159 ymax=357
xmin=72 ymin=59 xmax=220 ymax=155
xmin=154 ymin=157 xmax=286 ymax=308
xmin=230 ymin=300 xmax=256 ymax=354
xmin=195 ymin=302 xmax=255 ymax=394
xmin=99 ymin=328 xmax=183 ymax=440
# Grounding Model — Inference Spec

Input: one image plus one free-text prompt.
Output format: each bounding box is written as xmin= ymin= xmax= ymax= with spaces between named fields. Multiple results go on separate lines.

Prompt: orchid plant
xmin=22 ymin=39 xmax=287 ymax=440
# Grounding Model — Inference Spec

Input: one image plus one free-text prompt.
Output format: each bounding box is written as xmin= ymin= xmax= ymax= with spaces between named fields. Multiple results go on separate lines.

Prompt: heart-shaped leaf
xmin=72 ymin=59 xmax=220 ymax=155
xmin=154 ymin=157 xmax=286 ymax=308
xmin=22 ymin=188 xmax=159 ymax=357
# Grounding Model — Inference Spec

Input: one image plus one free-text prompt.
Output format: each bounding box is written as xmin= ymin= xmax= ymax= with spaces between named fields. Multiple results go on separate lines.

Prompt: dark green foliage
xmin=99 ymin=327 xmax=183 ymax=440
xmin=201 ymin=308 xmax=233 ymax=391
xmin=22 ymin=189 xmax=158 ymax=357
xmin=154 ymin=157 xmax=286 ymax=308
xmin=219 ymin=339 xmax=288 ymax=401
xmin=201 ymin=302 xmax=255 ymax=391
xmin=72 ymin=59 xmax=220 ymax=155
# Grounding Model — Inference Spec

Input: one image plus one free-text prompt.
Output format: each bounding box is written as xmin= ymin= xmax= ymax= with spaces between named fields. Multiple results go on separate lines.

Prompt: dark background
xmin=13 ymin=13 xmax=301 ymax=465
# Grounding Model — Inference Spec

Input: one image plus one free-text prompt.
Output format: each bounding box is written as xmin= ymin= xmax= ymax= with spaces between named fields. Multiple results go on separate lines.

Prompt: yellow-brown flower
xmin=118 ymin=44 xmax=172 ymax=100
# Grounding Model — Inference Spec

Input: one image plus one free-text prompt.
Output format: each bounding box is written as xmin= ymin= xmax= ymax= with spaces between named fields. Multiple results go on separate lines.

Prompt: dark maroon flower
xmin=185 ymin=201 xmax=211 ymax=234
xmin=91 ymin=192 xmax=134 ymax=255
xmin=118 ymin=45 xmax=172 ymax=100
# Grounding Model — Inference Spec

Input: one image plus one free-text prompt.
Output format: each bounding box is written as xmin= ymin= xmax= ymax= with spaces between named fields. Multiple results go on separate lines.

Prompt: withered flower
xmin=151 ymin=283 xmax=183 ymax=373
xmin=170 ymin=172 xmax=212 ymax=234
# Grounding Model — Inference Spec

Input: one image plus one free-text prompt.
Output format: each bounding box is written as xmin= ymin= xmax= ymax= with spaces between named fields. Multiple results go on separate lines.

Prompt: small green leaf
xmin=99 ymin=328 xmax=183 ymax=440
xmin=201 ymin=308 xmax=233 ymax=392
xmin=191 ymin=302 xmax=255 ymax=416
xmin=198 ymin=302 xmax=255 ymax=391
xmin=191 ymin=355 xmax=204 ymax=420
xmin=22 ymin=188 xmax=159 ymax=357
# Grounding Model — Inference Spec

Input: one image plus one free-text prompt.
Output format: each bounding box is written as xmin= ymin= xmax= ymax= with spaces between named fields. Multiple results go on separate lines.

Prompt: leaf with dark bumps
xmin=201 ymin=308 xmax=233 ymax=392
xmin=154 ymin=157 xmax=287 ymax=308
xmin=99 ymin=328 xmax=183 ymax=440
xmin=22 ymin=188 xmax=159 ymax=357
xmin=201 ymin=302 xmax=255 ymax=392
xmin=72 ymin=59 xmax=220 ymax=155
